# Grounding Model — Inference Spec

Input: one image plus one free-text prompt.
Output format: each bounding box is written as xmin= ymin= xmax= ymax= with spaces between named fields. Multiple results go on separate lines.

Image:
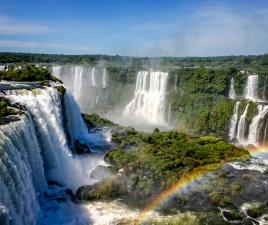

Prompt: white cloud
xmin=0 ymin=16 xmax=49 ymax=35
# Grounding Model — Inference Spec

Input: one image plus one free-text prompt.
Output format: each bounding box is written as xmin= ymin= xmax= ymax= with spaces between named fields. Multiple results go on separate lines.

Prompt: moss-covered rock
xmin=246 ymin=206 xmax=264 ymax=218
xmin=222 ymin=209 xmax=244 ymax=221
xmin=83 ymin=113 xmax=116 ymax=128
xmin=55 ymin=85 xmax=66 ymax=96
xmin=0 ymin=97 xmax=17 ymax=117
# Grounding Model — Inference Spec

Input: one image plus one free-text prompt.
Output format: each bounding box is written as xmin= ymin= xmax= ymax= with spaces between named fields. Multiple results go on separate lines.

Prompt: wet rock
xmin=74 ymin=139 xmax=91 ymax=154
xmin=47 ymin=180 xmax=62 ymax=186
xmin=0 ymin=206 xmax=9 ymax=225
xmin=246 ymin=206 xmax=264 ymax=219
xmin=90 ymin=165 xmax=114 ymax=180
xmin=222 ymin=209 xmax=244 ymax=222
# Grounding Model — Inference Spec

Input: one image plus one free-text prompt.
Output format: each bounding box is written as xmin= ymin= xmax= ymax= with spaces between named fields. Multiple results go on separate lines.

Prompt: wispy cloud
xmin=0 ymin=40 xmax=92 ymax=53
xmin=0 ymin=15 xmax=49 ymax=35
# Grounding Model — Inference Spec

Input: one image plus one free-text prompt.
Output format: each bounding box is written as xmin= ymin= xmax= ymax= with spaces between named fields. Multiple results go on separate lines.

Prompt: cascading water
xmin=228 ymin=73 xmax=268 ymax=146
xmin=124 ymin=70 xmax=169 ymax=126
xmin=91 ymin=67 xmax=96 ymax=87
xmin=228 ymin=77 xmax=236 ymax=99
xmin=0 ymin=86 xmax=110 ymax=225
xmin=0 ymin=117 xmax=44 ymax=225
xmin=228 ymin=101 xmax=240 ymax=140
xmin=73 ymin=66 xmax=83 ymax=100
xmin=52 ymin=66 xmax=61 ymax=79
xmin=174 ymin=74 xmax=178 ymax=93
xmin=236 ymin=103 xmax=249 ymax=144
xmin=244 ymin=74 xmax=258 ymax=101
xmin=248 ymin=105 xmax=268 ymax=145
xmin=64 ymin=89 xmax=108 ymax=151
xmin=102 ymin=68 xmax=107 ymax=89
xmin=51 ymin=65 xmax=109 ymax=112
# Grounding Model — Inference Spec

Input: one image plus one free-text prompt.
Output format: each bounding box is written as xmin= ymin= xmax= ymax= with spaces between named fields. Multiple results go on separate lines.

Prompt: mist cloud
xmin=139 ymin=7 xmax=268 ymax=56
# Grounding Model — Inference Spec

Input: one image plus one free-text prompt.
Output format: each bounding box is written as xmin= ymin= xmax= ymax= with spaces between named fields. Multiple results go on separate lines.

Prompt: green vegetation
xmin=76 ymin=128 xmax=249 ymax=207
xmin=222 ymin=210 xmax=244 ymax=221
xmin=167 ymin=67 xmax=239 ymax=136
xmin=55 ymin=85 xmax=66 ymax=95
xmin=1 ymin=52 xmax=268 ymax=72
xmin=108 ymin=131 xmax=248 ymax=187
xmin=246 ymin=206 xmax=265 ymax=218
xmin=0 ymin=64 xmax=59 ymax=82
xmin=0 ymin=97 xmax=16 ymax=117
xmin=83 ymin=113 xmax=116 ymax=128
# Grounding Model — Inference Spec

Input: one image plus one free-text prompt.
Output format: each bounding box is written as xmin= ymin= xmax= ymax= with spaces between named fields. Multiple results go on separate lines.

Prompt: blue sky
xmin=0 ymin=0 xmax=267 ymax=56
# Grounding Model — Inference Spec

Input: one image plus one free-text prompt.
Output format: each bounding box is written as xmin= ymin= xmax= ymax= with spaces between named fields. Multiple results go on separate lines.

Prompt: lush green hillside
xmin=76 ymin=127 xmax=249 ymax=207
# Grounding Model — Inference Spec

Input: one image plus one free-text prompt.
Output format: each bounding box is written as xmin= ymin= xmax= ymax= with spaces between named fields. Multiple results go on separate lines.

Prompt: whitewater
xmin=0 ymin=86 xmax=110 ymax=225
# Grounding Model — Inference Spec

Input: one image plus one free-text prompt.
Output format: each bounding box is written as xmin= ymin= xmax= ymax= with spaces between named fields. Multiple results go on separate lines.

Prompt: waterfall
xmin=0 ymin=86 xmax=109 ymax=225
xmin=244 ymin=74 xmax=258 ymax=101
xmin=228 ymin=73 xmax=268 ymax=146
xmin=91 ymin=67 xmax=96 ymax=87
xmin=64 ymin=89 xmax=108 ymax=150
xmin=52 ymin=66 xmax=61 ymax=79
xmin=0 ymin=117 xmax=44 ymax=225
xmin=228 ymin=101 xmax=240 ymax=140
xmin=236 ymin=103 xmax=249 ymax=144
xmin=248 ymin=105 xmax=268 ymax=145
xmin=228 ymin=78 xmax=236 ymax=99
xmin=73 ymin=66 xmax=83 ymax=100
xmin=174 ymin=74 xmax=178 ymax=93
xmin=102 ymin=68 xmax=107 ymax=88
xmin=167 ymin=104 xmax=172 ymax=125
xmin=124 ymin=70 xmax=169 ymax=125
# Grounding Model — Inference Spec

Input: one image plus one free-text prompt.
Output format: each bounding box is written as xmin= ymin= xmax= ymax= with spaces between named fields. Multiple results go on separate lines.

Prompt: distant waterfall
xmin=124 ymin=70 xmax=169 ymax=126
xmin=228 ymin=101 xmax=240 ymax=140
xmin=229 ymin=78 xmax=236 ymax=99
xmin=52 ymin=65 xmax=61 ymax=79
xmin=236 ymin=103 xmax=249 ymax=144
xmin=73 ymin=66 xmax=83 ymax=100
xmin=244 ymin=74 xmax=258 ymax=101
xmin=102 ymin=68 xmax=107 ymax=88
xmin=228 ymin=72 xmax=268 ymax=146
xmin=91 ymin=67 xmax=96 ymax=87
xmin=174 ymin=74 xmax=178 ymax=93
xmin=248 ymin=105 xmax=268 ymax=145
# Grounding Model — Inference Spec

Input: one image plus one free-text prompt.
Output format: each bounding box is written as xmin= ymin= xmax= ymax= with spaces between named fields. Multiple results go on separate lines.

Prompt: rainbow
xmin=134 ymin=146 xmax=268 ymax=224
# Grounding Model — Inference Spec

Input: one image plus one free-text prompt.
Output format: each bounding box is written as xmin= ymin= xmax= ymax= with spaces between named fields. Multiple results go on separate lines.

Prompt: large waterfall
xmin=0 ymin=86 xmax=108 ymax=225
xmin=228 ymin=73 xmax=268 ymax=146
xmin=123 ymin=70 xmax=169 ymax=127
